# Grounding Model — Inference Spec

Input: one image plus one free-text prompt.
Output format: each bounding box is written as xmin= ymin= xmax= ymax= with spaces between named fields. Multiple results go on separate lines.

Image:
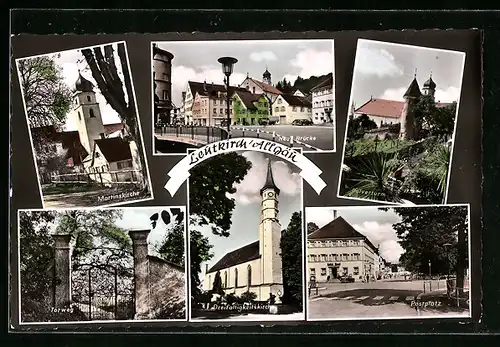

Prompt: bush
xmin=240 ymin=291 xmax=257 ymax=303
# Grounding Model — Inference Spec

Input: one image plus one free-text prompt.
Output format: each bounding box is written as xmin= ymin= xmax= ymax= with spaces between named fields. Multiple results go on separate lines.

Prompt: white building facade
xmin=311 ymin=74 xmax=335 ymax=125
xmin=273 ymin=94 xmax=312 ymax=125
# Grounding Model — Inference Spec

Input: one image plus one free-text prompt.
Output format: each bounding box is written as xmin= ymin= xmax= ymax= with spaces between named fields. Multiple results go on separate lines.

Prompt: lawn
xmin=42 ymin=183 xmax=104 ymax=195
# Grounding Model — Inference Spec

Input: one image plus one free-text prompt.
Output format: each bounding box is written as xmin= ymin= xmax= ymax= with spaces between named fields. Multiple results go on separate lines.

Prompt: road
xmin=308 ymin=280 xmax=470 ymax=320
xmin=230 ymin=124 xmax=335 ymax=152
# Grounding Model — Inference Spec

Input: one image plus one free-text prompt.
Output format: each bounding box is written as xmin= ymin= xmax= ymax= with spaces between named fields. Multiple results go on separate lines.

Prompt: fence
xmin=51 ymin=169 xmax=143 ymax=186
xmin=155 ymin=125 xmax=229 ymax=144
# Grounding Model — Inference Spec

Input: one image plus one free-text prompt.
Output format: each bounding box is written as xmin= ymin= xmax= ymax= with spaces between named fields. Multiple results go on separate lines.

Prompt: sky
xmin=43 ymin=42 xmax=127 ymax=130
xmin=193 ymin=150 xmax=303 ymax=283
xmin=306 ymin=206 xmax=404 ymax=264
xmin=351 ymin=39 xmax=466 ymax=109
xmin=155 ymin=40 xmax=334 ymax=107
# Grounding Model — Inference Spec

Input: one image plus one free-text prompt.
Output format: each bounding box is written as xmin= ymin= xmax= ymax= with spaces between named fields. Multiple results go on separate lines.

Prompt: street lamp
xmin=428 ymin=259 xmax=431 ymax=279
xmin=218 ymin=56 xmax=238 ymax=137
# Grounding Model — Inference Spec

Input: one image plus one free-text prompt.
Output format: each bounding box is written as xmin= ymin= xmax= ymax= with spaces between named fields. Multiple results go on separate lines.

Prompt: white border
xmin=304 ymin=203 xmax=472 ymax=322
xmin=14 ymin=41 xmax=155 ymax=209
xmin=17 ymin=205 xmax=189 ymax=326
xmin=336 ymin=38 xmax=467 ymax=205
xmin=186 ymin=149 xmax=306 ymax=323
xmin=151 ymin=39 xmax=336 ymax=156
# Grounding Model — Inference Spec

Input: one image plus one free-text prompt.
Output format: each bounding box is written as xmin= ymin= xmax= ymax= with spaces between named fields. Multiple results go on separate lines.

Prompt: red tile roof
xmin=104 ymin=122 xmax=125 ymax=134
xmin=355 ymin=98 xmax=405 ymax=119
xmin=355 ymin=98 xmax=453 ymax=119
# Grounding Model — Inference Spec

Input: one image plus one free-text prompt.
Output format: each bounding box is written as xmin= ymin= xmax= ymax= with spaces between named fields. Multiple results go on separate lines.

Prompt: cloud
xmin=249 ymin=51 xmax=278 ymax=62
xmin=434 ymin=86 xmax=460 ymax=103
xmin=171 ymin=65 xmax=247 ymax=107
xmin=289 ymin=48 xmax=333 ymax=80
xmin=53 ymin=45 xmax=124 ymax=130
xmin=356 ymin=46 xmax=403 ymax=78
xmin=380 ymin=87 xmax=406 ymax=101
xmin=352 ymin=221 xmax=403 ymax=263
xmin=306 ymin=207 xmax=337 ymax=229
xmin=228 ymin=151 xmax=301 ymax=205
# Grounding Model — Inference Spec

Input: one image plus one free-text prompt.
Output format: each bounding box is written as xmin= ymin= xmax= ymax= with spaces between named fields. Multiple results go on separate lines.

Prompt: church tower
xmin=258 ymin=159 xmax=283 ymax=291
xmin=263 ymin=67 xmax=272 ymax=85
xmin=70 ymin=71 xmax=105 ymax=154
xmin=422 ymin=73 xmax=437 ymax=99
xmin=399 ymin=76 xmax=422 ymax=140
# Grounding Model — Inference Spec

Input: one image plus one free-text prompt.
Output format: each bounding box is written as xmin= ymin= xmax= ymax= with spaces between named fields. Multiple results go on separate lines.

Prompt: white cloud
xmin=356 ymin=46 xmax=403 ymax=78
xmin=249 ymin=51 xmax=278 ymax=62
xmin=289 ymin=48 xmax=333 ymax=80
xmin=171 ymin=65 xmax=247 ymax=107
xmin=352 ymin=221 xmax=403 ymax=263
xmin=53 ymin=45 xmax=124 ymax=130
xmin=228 ymin=151 xmax=301 ymax=205
xmin=380 ymin=87 xmax=406 ymax=101
xmin=434 ymin=86 xmax=460 ymax=103
xmin=305 ymin=207 xmax=336 ymax=229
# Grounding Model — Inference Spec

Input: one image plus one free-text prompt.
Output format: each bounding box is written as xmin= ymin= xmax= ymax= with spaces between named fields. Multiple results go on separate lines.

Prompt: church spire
xmin=260 ymin=159 xmax=280 ymax=195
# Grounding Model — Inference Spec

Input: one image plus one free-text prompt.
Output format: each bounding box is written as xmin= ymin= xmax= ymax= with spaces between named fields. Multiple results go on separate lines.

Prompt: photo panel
xmin=15 ymin=41 xmax=154 ymax=209
xmin=305 ymin=204 xmax=471 ymax=321
xmin=186 ymin=148 xmax=305 ymax=322
xmin=17 ymin=206 xmax=188 ymax=325
xmin=152 ymin=39 xmax=336 ymax=156
xmin=338 ymin=39 xmax=466 ymax=205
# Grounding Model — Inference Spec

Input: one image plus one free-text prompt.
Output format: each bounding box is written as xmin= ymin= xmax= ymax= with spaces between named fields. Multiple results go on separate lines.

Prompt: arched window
xmin=247 ymin=265 xmax=252 ymax=287
xmin=208 ymin=275 xmax=211 ymax=288
xmin=89 ymin=108 xmax=95 ymax=118
xmin=234 ymin=268 xmax=238 ymax=288
xmin=224 ymin=271 xmax=228 ymax=288
xmin=252 ymin=87 xmax=256 ymax=94
xmin=87 ymin=95 xmax=91 ymax=102
xmin=78 ymin=112 xmax=81 ymax=121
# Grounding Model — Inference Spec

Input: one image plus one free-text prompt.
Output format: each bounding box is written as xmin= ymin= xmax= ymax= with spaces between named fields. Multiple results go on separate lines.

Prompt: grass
xmin=346 ymin=138 xmax=416 ymax=157
xmin=42 ymin=183 xmax=104 ymax=195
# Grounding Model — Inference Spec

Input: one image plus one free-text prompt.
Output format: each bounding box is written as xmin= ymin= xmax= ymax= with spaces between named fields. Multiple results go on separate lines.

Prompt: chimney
xmin=52 ymin=234 xmax=72 ymax=309
xmin=333 ymin=210 xmax=337 ymax=220
xmin=129 ymin=229 xmax=151 ymax=319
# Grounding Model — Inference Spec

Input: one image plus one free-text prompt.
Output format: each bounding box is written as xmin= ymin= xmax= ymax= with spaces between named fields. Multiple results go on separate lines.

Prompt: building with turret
xmin=352 ymin=74 xmax=451 ymax=140
xmin=152 ymin=44 xmax=175 ymax=125
xmin=202 ymin=160 xmax=284 ymax=301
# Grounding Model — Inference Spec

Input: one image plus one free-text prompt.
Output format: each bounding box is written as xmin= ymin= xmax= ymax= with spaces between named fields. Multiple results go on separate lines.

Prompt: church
xmin=32 ymin=72 xmax=144 ymax=186
xmin=202 ymin=160 xmax=284 ymax=301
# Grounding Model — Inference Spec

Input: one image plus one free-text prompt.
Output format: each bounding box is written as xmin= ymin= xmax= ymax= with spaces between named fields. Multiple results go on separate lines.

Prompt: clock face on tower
xmin=267 ymin=192 xmax=274 ymax=198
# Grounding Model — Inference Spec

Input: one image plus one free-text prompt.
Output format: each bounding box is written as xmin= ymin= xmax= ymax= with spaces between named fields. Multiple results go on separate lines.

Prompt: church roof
xmin=308 ymin=216 xmax=378 ymax=252
xmin=260 ymin=160 xmax=280 ymax=195
xmin=94 ymin=137 xmax=132 ymax=163
xmin=355 ymin=98 xmax=405 ymax=119
xmin=243 ymin=77 xmax=283 ymax=95
xmin=404 ymin=78 xmax=422 ymax=98
xmin=75 ymin=72 xmax=94 ymax=93
xmin=423 ymin=76 xmax=436 ymax=89
xmin=207 ymin=240 xmax=260 ymax=273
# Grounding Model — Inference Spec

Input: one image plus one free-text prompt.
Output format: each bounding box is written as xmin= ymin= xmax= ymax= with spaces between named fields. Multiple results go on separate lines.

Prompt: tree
xmin=189 ymin=152 xmax=252 ymax=237
xmin=190 ymin=230 xmax=214 ymax=297
xmin=347 ymin=114 xmax=378 ymax=142
xmin=343 ymin=151 xmax=402 ymax=202
xmin=280 ymin=211 xmax=303 ymax=309
xmin=17 ymin=55 xmax=73 ymax=129
xmin=151 ymin=209 xmax=186 ymax=266
xmin=390 ymin=206 xmax=468 ymax=291
xmin=413 ymin=95 xmax=457 ymax=140
xmin=19 ymin=210 xmax=58 ymax=321
xmin=81 ymin=43 xmax=148 ymax=188
xmin=211 ymin=271 xmax=224 ymax=295
xmin=275 ymin=77 xmax=294 ymax=94
xmin=307 ymin=222 xmax=319 ymax=235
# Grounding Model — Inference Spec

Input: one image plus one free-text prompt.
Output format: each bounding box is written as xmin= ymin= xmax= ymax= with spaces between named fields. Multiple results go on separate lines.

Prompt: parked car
xmin=292 ymin=119 xmax=313 ymax=126
xmin=340 ymin=275 xmax=355 ymax=283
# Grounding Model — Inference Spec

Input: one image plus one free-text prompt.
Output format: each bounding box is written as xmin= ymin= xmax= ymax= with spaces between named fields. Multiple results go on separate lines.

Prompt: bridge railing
xmin=155 ymin=125 xmax=229 ymax=144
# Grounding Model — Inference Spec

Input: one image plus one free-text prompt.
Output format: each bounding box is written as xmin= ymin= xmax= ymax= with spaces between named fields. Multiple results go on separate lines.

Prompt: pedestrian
xmin=327 ymin=275 xmax=330 ymax=282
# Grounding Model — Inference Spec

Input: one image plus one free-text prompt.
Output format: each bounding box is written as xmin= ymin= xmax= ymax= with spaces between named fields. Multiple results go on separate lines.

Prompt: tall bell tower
xmin=70 ymin=71 xmax=105 ymax=154
xmin=258 ymin=159 xmax=283 ymax=289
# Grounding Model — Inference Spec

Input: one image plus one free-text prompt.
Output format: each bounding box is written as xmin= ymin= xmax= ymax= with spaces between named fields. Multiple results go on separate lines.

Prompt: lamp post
xmin=428 ymin=260 xmax=431 ymax=279
xmin=218 ymin=56 xmax=238 ymax=137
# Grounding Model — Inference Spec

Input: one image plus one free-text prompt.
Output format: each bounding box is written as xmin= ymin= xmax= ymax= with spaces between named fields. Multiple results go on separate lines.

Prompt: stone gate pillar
xmin=52 ymin=234 xmax=72 ymax=308
xmin=129 ymin=229 xmax=151 ymax=320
